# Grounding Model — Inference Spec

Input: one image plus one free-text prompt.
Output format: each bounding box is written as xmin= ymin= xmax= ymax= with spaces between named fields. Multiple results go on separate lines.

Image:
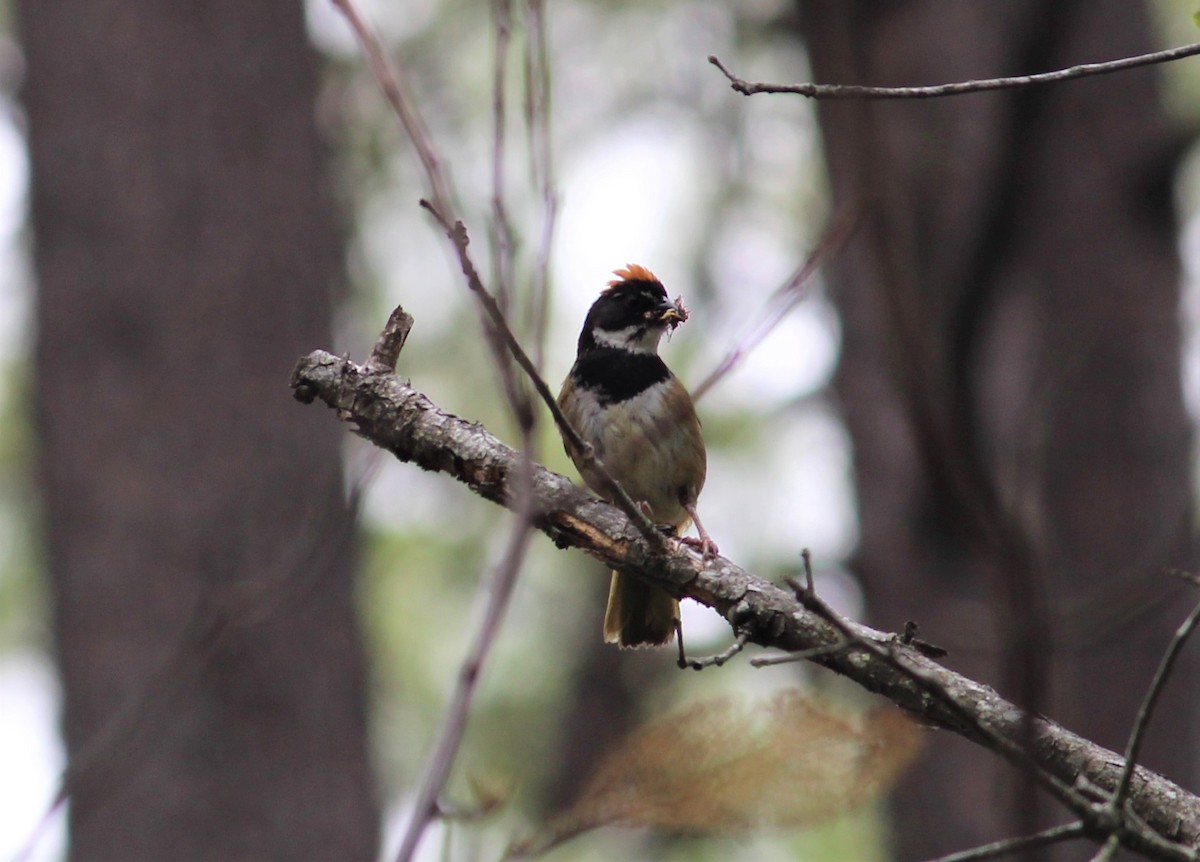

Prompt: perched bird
xmin=558 ymin=264 xmax=716 ymax=648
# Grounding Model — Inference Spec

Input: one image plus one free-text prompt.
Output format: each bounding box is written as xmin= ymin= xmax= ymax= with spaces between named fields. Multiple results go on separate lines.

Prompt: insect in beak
xmin=658 ymin=296 xmax=688 ymax=329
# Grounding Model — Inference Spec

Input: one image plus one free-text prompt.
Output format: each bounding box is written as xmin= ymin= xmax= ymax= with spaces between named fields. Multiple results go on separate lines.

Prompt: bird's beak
xmin=657 ymin=298 xmax=688 ymax=327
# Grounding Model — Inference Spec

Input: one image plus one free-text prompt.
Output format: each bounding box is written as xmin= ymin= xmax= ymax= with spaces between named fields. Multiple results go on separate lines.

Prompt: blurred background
xmin=3 ymin=1 xmax=1200 ymax=860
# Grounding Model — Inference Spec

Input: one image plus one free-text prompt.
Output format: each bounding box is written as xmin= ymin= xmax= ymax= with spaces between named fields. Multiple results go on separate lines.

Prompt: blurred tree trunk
xmin=19 ymin=2 xmax=379 ymax=860
xmin=798 ymin=1 xmax=1196 ymax=858
xmin=543 ymin=572 xmax=641 ymax=810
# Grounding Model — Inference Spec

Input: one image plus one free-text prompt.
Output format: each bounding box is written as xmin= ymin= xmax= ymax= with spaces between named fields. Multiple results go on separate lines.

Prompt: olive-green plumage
xmin=558 ymin=265 xmax=713 ymax=648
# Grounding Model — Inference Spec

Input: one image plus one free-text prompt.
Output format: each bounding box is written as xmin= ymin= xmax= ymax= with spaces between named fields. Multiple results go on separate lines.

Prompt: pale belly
xmin=560 ymin=378 xmax=705 ymax=528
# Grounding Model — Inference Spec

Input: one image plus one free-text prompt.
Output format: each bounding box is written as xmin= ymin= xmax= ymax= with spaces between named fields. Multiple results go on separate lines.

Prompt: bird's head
xmin=577 ymin=264 xmax=688 ymax=356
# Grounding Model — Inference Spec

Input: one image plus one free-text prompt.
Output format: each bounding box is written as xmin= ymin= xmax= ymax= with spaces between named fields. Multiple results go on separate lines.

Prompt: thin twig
xmin=523 ymin=0 xmax=558 ymax=373
xmin=488 ymin=0 xmax=517 ymax=315
xmin=1088 ymin=833 xmax=1122 ymax=862
xmin=525 ymin=0 xmax=556 ymax=372
xmin=392 ymin=487 xmax=536 ymax=862
xmin=785 ymin=558 xmax=1200 ymax=861
xmin=708 ymin=41 xmax=1200 ymax=101
xmin=749 ymin=642 xmax=847 ymax=667
xmin=922 ymin=821 xmax=1086 ymax=862
xmin=528 ymin=189 xmax=559 ymax=374
xmin=523 ymin=0 xmax=554 ymax=200
xmin=692 ymin=208 xmax=857 ymax=400
xmin=784 ymin=558 xmax=1087 ymax=813
xmin=389 ymin=11 xmax=550 ymax=822
xmin=330 ymin=0 xmax=454 ymax=211
xmin=330 ymin=0 xmax=538 ymax=439
xmin=1113 ymin=593 xmax=1200 ymax=808
xmin=678 ymin=629 xmax=750 ymax=670
xmin=418 ymin=201 xmax=667 ymax=552
xmin=331 ymin=0 xmax=665 ymax=556
xmin=323 ymin=16 xmax=545 ymax=857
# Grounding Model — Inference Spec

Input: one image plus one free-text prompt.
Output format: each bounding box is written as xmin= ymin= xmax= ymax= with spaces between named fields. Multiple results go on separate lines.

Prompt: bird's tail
xmin=602 ymin=570 xmax=679 ymax=648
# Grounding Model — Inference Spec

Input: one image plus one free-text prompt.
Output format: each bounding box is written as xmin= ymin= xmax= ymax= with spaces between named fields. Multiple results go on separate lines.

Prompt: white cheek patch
xmin=593 ymin=324 xmax=666 ymax=354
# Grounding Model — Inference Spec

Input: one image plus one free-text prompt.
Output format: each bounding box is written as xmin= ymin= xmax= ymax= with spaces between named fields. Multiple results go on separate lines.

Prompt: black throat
xmin=570 ymin=346 xmax=671 ymax=405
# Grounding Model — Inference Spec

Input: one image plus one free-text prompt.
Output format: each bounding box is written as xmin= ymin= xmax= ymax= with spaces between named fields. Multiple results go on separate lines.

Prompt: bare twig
xmin=367 ymin=305 xmax=415 ymax=372
xmin=677 ymin=629 xmax=750 ymax=670
xmin=331 ymin=32 xmax=542 ymax=836
xmin=784 ymin=558 xmax=1200 ymax=862
xmin=782 ymin=572 xmax=1082 ymax=807
xmin=1113 ymin=593 xmax=1200 ymax=808
xmin=779 ymin=553 xmax=1177 ymax=860
xmin=1089 ymin=834 xmax=1122 ymax=862
xmin=749 ymin=643 xmax=847 ymax=667
xmin=523 ymin=0 xmax=558 ymax=372
xmin=523 ymin=0 xmax=554 ymax=199
xmin=488 ymin=0 xmax=517 ymax=315
xmin=393 ymin=487 xmax=536 ymax=862
xmin=692 ymin=209 xmax=857 ymax=400
xmin=331 ymin=0 xmax=535 ymax=436
xmin=10 ymin=792 xmax=65 ymax=862
xmin=708 ymin=41 xmax=1200 ymax=101
xmin=330 ymin=10 xmax=548 ymax=848
xmin=417 ymin=202 xmax=667 ymax=552
xmin=923 ymin=821 xmax=1086 ymax=862
xmin=331 ymin=0 xmax=663 ymax=557
xmin=330 ymin=0 xmax=454 ymax=211
xmin=389 ymin=16 xmax=552 ymax=828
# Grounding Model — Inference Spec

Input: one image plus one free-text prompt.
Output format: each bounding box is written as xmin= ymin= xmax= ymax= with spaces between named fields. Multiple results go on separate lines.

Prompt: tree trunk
xmin=797 ymin=1 xmax=1196 ymax=857
xmin=19 ymin=1 xmax=379 ymax=859
xmin=542 ymin=571 xmax=642 ymax=811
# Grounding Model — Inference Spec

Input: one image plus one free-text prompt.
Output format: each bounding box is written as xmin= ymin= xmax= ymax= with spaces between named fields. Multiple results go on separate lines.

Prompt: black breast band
xmin=571 ymin=347 xmax=671 ymax=405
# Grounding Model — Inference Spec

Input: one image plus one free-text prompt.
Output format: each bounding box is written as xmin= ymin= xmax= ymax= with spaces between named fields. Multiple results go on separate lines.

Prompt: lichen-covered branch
xmin=291 ymin=348 xmax=1200 ymax=859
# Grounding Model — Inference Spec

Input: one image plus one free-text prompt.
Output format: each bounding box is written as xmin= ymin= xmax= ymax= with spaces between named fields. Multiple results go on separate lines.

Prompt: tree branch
xmin=708 ymin=41 xmax=1200 ymax=101
xmin=291 ymin=344 xmax=1200 ymax=859
xmin=1115 ymin=596 xmax=1200 ymax=809
xmin=924 ymin=821 xmax=1086 ymax=862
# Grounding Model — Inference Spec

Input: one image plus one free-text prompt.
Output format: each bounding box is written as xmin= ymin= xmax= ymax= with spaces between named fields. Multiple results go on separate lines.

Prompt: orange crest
xmin=607 ymin=263 xmax=662 ymax=288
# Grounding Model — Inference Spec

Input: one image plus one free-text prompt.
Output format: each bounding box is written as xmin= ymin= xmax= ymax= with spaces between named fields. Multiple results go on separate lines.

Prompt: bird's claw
xmin=680 ymin=534 xmax=719 ymax=562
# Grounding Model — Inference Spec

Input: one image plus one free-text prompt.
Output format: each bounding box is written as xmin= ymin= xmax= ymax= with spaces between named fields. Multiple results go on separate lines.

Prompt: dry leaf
xmin=509 ymin=689 xmax=922 ymax=858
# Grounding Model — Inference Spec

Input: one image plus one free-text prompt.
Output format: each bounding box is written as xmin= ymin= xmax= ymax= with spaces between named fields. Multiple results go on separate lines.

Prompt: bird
xmin=557 ymin=264 xmax=716 ymax=648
